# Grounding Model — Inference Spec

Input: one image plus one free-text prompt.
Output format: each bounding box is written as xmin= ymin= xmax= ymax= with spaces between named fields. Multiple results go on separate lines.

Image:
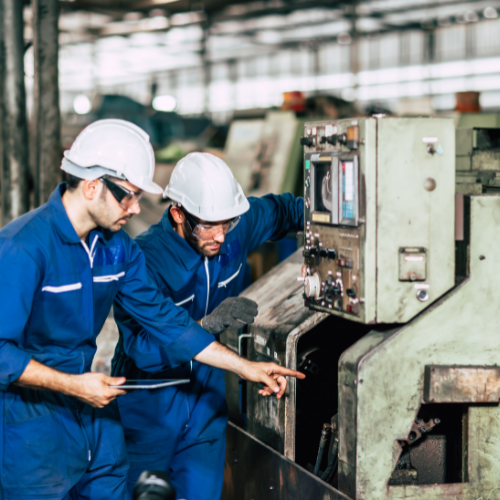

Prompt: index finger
xmin=270 ymin=366 xmax=306 ymax=379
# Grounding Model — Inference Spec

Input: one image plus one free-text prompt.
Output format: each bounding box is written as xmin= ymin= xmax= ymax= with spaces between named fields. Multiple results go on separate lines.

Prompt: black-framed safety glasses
xmin=181 ymin=207 xmax=240 ymax=241
xmin=100 ymin=177 xmax=144 ymax=210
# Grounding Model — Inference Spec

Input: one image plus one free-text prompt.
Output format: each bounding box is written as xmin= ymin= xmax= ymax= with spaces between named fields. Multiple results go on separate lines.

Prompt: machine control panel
xmin=299 ymin=117 xmax=456 ymax=324
xmin=299 ymin=120 xmax=364 ymax=318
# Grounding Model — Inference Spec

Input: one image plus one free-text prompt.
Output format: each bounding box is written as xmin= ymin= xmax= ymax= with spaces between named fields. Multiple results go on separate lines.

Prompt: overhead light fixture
xmin=124 ymin=12 xmax=143 ymax=22
xmin=464 ymin=11 xmax=479 ymax=22
xmin=73 ymin=94 xmax=92 ymax=115
xmin=484 ymin=6 xmax=498 ymax=18
xmin=338 ymin=32 xmax=351 ymax=45
xmin=149 ymin=9 xmax=166 ymax=17
xmin=256 ymin=30 xmax=282 ymax=44
xmin=437 ymin=17 xmax=451 ymax=27
xmin=152 ymin=95 xmax=177 ymax=112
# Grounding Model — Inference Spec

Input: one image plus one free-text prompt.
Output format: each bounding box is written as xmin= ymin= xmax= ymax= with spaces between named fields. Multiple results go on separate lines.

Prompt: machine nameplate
xmin=312 ymin=213 xmax=331 ymax=223
xmin=424 ymin=365 xmax=500 ymax=403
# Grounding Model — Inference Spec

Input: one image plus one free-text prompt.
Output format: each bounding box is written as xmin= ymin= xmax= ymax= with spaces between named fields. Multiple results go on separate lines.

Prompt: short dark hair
xmin=64 ymin=173 xmax=83 ymax=191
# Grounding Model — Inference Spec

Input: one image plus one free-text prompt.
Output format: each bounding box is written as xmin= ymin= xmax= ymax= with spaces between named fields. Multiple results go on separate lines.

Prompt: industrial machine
xmin=222 ymin=116 xmax=500 ymax=500
xmin=456 ymin=126 xmax=500 ymax=194
xmin=224 ymin=111 xmax=306 ymax=198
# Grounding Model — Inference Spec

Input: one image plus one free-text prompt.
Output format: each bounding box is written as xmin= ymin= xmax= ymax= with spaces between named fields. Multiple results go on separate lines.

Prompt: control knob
xmin=303 ymin=246 xmax=318 ymax=258
xmin=304 ymin=273 xmax=321 ymax=300
xmin=300 ymin=137 xmax=315 ymax=147
xmin=320 ymin=135 xmax=337 ymax=146
xmin=326 ymin=285 xmax=341 ymax=295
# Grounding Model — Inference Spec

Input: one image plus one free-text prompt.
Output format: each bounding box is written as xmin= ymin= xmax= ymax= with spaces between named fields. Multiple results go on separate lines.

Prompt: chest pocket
xmin=93 ymin=271 xmax=125 ymax=283
xmin=42 ymin=283 xmax=82 ymax=293
xmin=218 ymin=263 xmax=242 ymax=288
xmin=38 ymin=274 xmax=84 ymax=345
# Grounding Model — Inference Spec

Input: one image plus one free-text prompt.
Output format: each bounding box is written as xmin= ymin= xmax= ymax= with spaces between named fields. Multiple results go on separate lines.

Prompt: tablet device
xmin=110 ymin=379 xmax=190 ymax=390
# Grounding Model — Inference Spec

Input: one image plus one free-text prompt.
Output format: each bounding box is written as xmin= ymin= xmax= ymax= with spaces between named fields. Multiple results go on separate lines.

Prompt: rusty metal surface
xmin=241 ymin=248 xmax=326 ymax=457
xmin=424 ymin=365 xmax=500 ymax=403
xmin=400 ymin=416 xmax=440 ymax=446
xmin=387 ymin=483 xmax=463 ymax=499
xmin=410 ymin=435 xmax=447 ymax=485
xmin=222 ymin=422 xmax=351 ymax=500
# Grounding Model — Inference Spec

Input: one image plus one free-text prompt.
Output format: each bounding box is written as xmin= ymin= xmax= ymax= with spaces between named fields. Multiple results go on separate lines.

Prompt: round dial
xmin=304 ymin=273 xmax=321 ymax=300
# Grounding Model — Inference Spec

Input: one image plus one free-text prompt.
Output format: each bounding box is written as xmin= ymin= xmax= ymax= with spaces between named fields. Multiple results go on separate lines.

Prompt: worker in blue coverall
xmin=112 ymin=152 xmax=305 ymax=500
xmin=0 ymin=121 xmax=303 ymax=500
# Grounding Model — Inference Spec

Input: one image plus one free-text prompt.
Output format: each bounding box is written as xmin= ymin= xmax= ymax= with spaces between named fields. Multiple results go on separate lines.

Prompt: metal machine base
xmin=222 ymin=422 xmax=349 ymax=500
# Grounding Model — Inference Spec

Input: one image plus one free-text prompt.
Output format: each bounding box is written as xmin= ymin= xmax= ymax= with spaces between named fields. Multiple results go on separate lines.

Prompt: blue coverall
xmin=112 ymin=193 xmax=304 ymax=500
xmin=0 ymin=184 xmax=214 ymax=500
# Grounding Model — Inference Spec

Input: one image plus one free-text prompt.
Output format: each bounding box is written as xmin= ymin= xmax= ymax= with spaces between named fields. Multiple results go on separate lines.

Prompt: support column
xmin=32 ymin=0 xmax=61 ymax=207
xmin=350 ymin=0 xmax=360 ymax=104
xmin=201 ymin=16 xmax=211 ymax=116
xmin=0 ymin=0 xmax=30 ymax=225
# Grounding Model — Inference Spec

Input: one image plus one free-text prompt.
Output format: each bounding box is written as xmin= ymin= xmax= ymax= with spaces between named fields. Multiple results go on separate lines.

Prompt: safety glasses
xmin=100 ymin=177 xmax=144 ymax=210
xmin=182 ymin=208 xmax=240 ymax=241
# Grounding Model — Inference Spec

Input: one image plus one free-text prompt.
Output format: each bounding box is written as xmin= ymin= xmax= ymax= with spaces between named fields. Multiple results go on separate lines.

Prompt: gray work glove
xmin=202 ymin=297 xmax=258 ymax=334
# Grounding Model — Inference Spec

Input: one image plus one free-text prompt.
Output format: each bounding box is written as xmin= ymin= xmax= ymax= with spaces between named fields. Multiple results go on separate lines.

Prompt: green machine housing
xmin=301 ymin=117 xmax=455 ymax=324
xmin=222 ymin=116 xmax=500 ymax=500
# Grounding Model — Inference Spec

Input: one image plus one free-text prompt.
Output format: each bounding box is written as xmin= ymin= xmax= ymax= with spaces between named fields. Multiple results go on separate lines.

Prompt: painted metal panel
xmin=222 ymin=422 xmax=350 ymax=500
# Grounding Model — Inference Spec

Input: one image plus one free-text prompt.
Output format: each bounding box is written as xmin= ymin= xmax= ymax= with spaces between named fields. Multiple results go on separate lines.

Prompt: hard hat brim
xmin=137 ymin=178 xmax=163 ymax=195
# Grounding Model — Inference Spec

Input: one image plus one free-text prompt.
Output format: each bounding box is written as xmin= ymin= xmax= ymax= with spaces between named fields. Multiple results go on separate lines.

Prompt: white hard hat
xmin=164 ymin=152 xmax=249 ymax=221
xmin=61 ymin=119 xmax=162 ymax=194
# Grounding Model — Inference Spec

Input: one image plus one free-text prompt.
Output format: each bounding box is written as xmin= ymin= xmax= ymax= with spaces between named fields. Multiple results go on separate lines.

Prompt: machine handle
xmin=238 ymin=333 xmax=253 ymax=357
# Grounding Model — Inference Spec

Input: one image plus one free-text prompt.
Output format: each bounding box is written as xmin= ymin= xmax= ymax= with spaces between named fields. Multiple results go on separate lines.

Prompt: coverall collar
xmin=161 ymin=205 xmax=228 ymax=271
xmin=49 ymin=183 xmax=109 ymax=246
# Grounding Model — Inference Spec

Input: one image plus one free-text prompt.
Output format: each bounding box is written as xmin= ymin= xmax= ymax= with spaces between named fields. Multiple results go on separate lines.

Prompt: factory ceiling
xmin=26 ymin=0 xmax=500 ymax=112
xmin=55 ymin=0 xmax=500 ymax=43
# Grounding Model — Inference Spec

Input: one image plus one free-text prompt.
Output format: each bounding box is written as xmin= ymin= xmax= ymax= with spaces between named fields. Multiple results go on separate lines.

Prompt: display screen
xmin=310 ymin=156 xmax=358 ymax=226
xmin=314 ymin=163 xmax=334 ymax=213
xmin=341 ymin=161 xmax=356 ymax=223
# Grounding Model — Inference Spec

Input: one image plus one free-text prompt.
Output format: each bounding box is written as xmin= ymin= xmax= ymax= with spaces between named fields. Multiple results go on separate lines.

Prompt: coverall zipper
xmin=75 ymin=408 xmax=92 ymax=462
xmin=78 ymin=233 xmax=98 ymax=454
xmin=80 ymin=235 xmax=99 ymax=268
xmin=204 ymin=257 xmax=210 ymax=317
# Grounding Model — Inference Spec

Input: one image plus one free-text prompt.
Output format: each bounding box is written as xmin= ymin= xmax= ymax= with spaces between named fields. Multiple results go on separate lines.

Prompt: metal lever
xmin=238 ymin=333 xmax=253 ymax=357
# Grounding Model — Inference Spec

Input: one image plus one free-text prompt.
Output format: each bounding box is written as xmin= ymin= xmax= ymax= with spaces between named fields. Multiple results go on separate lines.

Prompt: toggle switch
xmin=338 ymin=133 xmax=347 ymax=145
xmin=328 ymin=248 xmax=337 ymax=259
xmin=320 ymin=135 xmax=338 ymax=146
xmin=300 ymin=137 xmax=315 ymax=147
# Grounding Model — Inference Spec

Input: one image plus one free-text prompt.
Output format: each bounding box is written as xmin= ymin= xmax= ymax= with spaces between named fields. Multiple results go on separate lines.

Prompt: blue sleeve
xmin=114 ymin=241 xmax=214 ymax=372
xmin=0 ymin=244 xmax=39 ymax=390
xmin=244 ymin=193 xmax=304 ymax=252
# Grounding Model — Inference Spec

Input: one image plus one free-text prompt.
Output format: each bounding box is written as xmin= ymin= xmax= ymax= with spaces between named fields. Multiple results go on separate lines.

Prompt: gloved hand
xmin=201 ymin=297 xmax=258 ymax=334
